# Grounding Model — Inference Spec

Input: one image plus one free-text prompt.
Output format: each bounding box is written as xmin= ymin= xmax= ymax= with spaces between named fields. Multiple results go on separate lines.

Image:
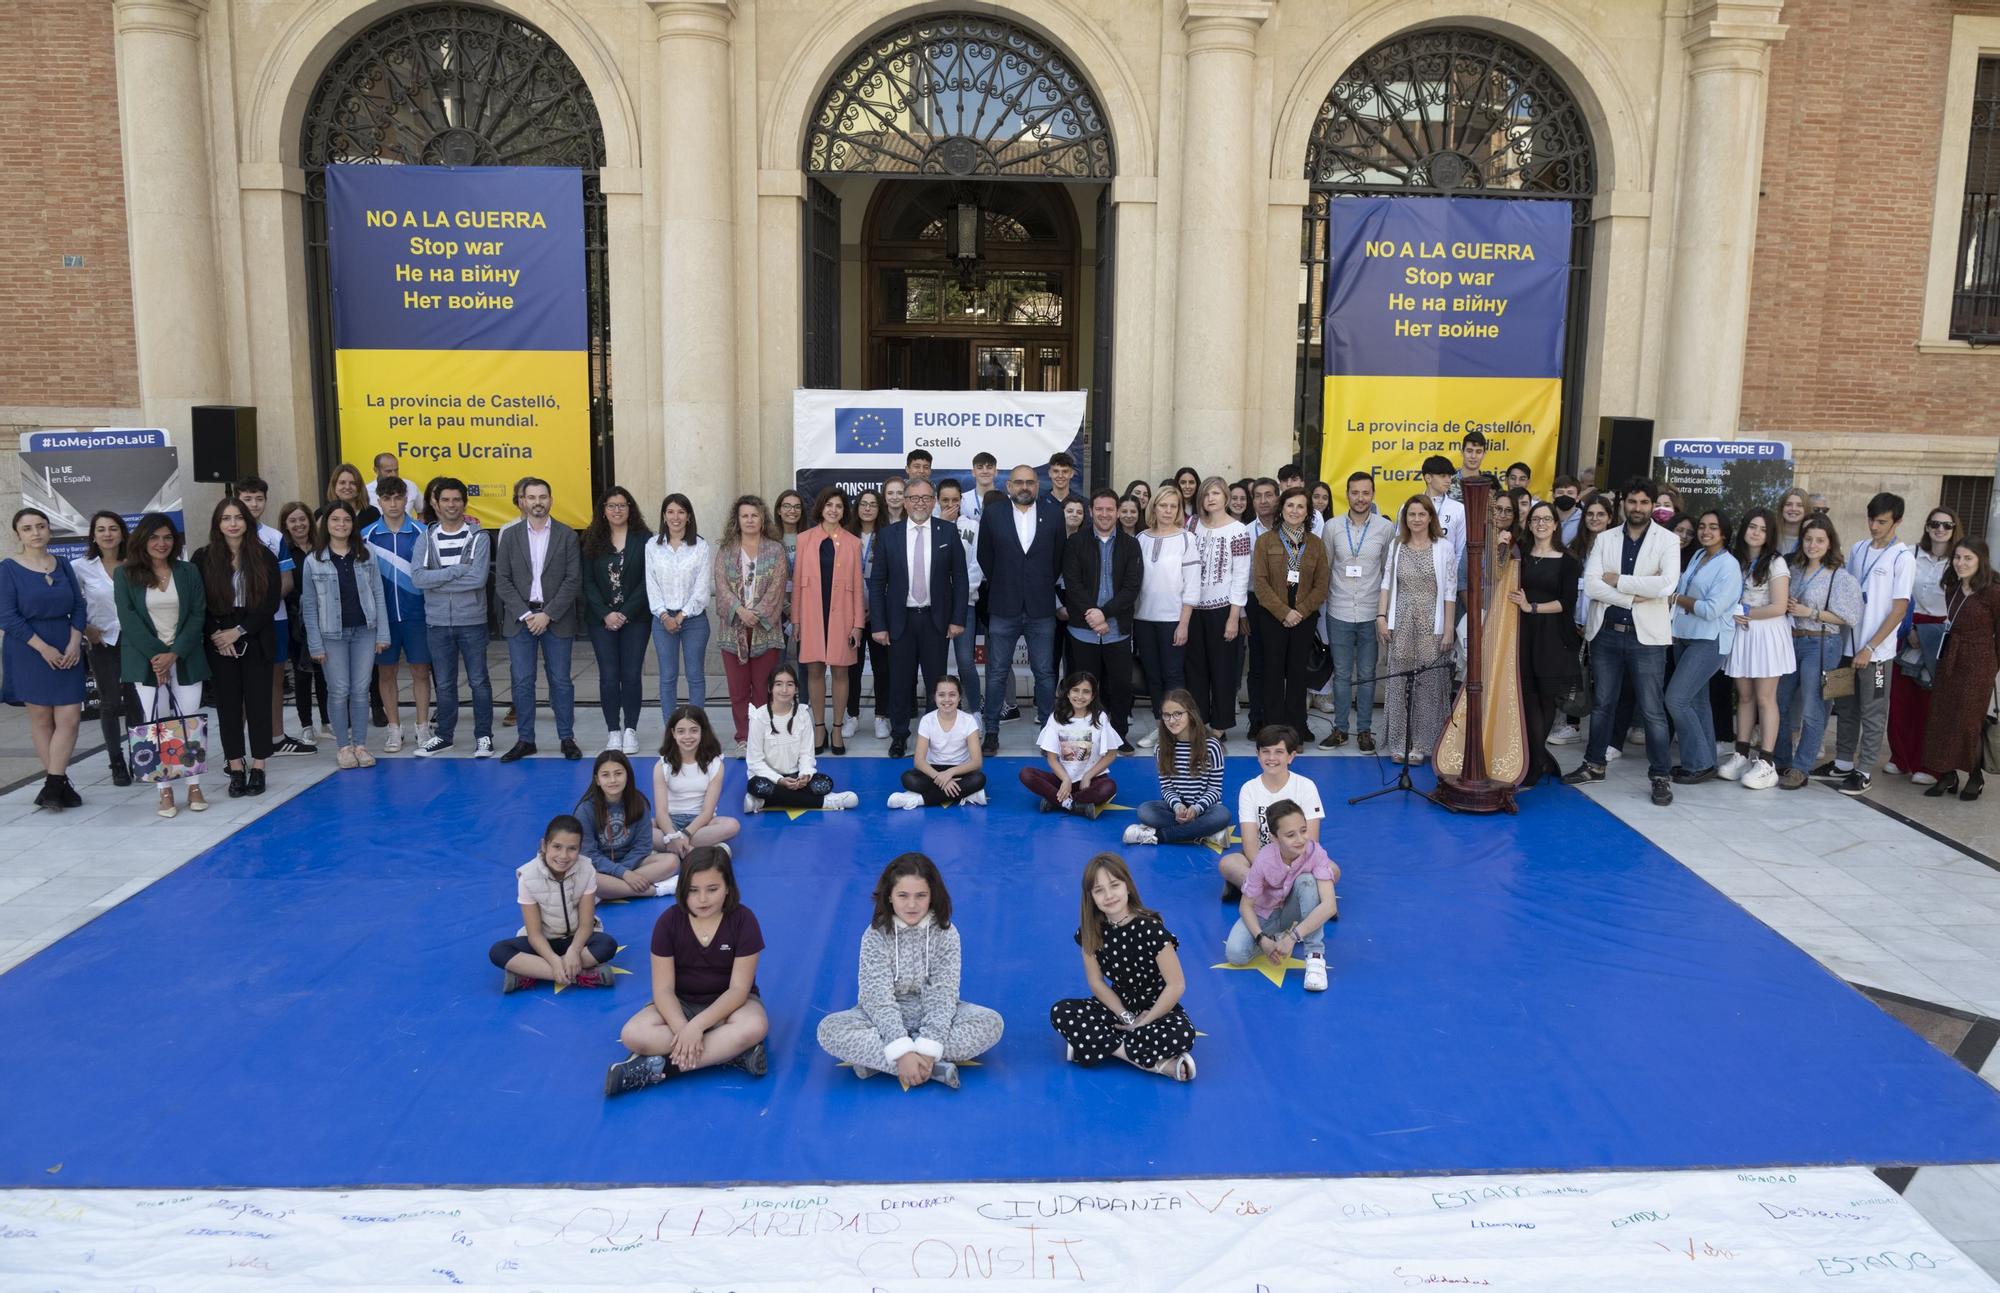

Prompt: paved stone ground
xmin=0 ymin=651 xmax=1995 ymax=1274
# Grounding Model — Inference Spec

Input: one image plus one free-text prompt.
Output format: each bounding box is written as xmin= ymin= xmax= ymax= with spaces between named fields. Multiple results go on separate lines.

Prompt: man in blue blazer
xmin=869 ymin=477 xmax=969 ymax=757
xmin=976 ymin=463 xmax=1065 ymax=755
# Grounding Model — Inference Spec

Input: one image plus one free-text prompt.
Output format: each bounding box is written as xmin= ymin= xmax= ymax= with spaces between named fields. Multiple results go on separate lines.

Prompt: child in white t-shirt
xmin=1218 ymin=724 xmax=1326 ymax=901
xmin=1020 ymin=671 xmax=1121 ymax=817
xmin=889 ymin=675 xmax=988 ymax=808
xmin=487 ymin=815 xmax=619 ymax=992
xmin=653 ymin=705 xmax=740 ymax=859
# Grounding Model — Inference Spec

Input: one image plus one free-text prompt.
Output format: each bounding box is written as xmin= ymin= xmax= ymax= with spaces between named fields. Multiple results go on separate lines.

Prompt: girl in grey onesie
xmin=817 ymin=852 xmax=1004 ymax=1088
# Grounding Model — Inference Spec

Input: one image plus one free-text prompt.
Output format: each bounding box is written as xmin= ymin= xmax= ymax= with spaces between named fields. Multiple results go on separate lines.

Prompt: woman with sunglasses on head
xmin=1888 ymin=506 xmax=1960 ymax=784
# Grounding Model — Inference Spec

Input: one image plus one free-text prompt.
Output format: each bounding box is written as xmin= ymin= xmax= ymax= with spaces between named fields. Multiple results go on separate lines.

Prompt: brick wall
xmin=1740 ymin=0 xmax=2000 ymax=441
xmin=0 ymin=1 xmax=139 ymax=410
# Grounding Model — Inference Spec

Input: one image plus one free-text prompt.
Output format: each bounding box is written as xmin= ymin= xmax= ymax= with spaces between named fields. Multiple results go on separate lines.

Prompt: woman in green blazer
xmin=113 ymin=513 xmax=211 ymax=817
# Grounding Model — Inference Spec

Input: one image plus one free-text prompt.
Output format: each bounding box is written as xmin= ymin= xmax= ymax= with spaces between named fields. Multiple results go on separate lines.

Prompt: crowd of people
xmin=4 ymin=437 xmax=1994 ymax=820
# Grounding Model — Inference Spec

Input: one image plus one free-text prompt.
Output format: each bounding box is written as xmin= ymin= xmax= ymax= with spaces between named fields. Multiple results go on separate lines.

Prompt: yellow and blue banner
xmin=326 ymin=165 xmax=590 ymax=529
xmin=1321 ymin=197 xmax=1569 ymax=496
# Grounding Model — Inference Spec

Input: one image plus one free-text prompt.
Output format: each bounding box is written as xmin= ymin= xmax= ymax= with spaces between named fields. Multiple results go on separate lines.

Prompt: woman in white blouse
xmin=645 ymin=493 xmax=712 ymax=729
xmin=1132 ymin=490 xmax=1199 ymax=749
xmin=71 ymin=510 xmax=132 ymax=786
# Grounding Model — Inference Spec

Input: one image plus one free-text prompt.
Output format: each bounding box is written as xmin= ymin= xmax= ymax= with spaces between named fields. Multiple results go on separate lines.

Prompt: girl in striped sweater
xmin=1124 ymin=689 xmax=1231 ymax=847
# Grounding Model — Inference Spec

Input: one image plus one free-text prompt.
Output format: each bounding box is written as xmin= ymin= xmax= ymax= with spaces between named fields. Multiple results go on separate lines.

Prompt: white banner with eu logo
xmin=794 ymin=389 xmax=1086 ymax=499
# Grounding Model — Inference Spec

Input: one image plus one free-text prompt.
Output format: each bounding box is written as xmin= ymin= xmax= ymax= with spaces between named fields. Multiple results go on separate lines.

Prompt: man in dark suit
xmin=1063 ymin=489 xmax=1144 ymax=745
xmin=976 ymin=463 xmax=1065 ymax=755
xmin=869 ymin=476 xmax=968 ymax=758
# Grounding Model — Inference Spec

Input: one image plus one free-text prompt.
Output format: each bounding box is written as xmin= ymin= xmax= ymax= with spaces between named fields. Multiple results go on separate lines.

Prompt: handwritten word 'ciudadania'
xmin=977 ymin=1194 xmax=1182 ymax=1221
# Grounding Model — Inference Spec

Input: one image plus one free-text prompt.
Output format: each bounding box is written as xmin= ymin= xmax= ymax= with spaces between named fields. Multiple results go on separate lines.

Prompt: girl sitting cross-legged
xmin=816 ymin=853 xmax=1005 ymax=1088
xmin=488 ymin=814 xmax=619 ymax=993
xmin=605 ymin=845 xmax=769 ymax=1094
xmin=1123 ymin=689 xmax=1229 ymax=847
xmin=887 ymin=674 xmax=987 ymax=809
xmin=1048 ymin=853 xmax=1197 ymax=1082
xmin=576 ymin=750 xmax=681 ymax=900
xmin=744 ymin=663 xmax=858 ymax=813
xmin=1020 ymin=671 xmax=1120 ymax=817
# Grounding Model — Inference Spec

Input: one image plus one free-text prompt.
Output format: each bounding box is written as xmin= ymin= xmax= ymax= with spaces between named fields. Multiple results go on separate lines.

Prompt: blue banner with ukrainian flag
xmin=1321 ymin=196 xmax=1569 ymax=495
xmin=325 ymin=165 xmax=590 ymax=529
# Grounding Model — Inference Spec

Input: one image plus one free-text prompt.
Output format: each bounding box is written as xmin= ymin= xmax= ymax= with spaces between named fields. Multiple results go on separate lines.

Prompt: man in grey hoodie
xmin=411 ymin=477 xmax=495 ymax=757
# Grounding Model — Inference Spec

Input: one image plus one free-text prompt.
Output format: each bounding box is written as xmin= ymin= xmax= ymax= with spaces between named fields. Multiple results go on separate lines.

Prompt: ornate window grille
xmin=300 ymin=4 xmax=612 ymax=487
xmin=1296 ymin=28 xmax=1597 ymax=477
xmin=805 ymin=15 xmax=1113 ymax=180
xmin=1950 ymin=57 xmax=2000 ymax=342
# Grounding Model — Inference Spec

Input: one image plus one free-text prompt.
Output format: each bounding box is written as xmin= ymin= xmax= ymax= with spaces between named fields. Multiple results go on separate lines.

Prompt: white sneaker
xmin=824 ymin=791 xmax=859 ymax=811
xmin=1310 ymin=694 xmax=1334 ymax=713
xmin=1136 ymin=727 xmax=1159 ymax=750
xmin=603 ymin=737 xmax=623 ymax=755
xmin=1911 ymin=770 xmax=1937 ymax=786
xmin=963 ymin=789 xmax=988 ymax=806
xmin=652 ymin=880 xmax=676 ymax=899
xmin=874 ymin=717 xmax=890 ymax=739
xmin=841 ymin=716 xmax=856 ymax=738
xmin=1122 ymin=823 xmax=1159 ymax=845
xmin=473 ymin=736 xmax=496 ymax=758
xmin=1742 ymin=758 xmax=1779 ymax=790
xmin=1205 ymin=826 xmax=1233 ymax=850
xmin=622 ymin=728 xmax=640 ymax=755
xmin=1885 ymin=762 xmax=1905 ymax=776
xmin=383 ymin=726 xmax=403 ymax=753
xmin=1603 ymin=745 xmax=1622 ymax=761
xmin=743 ymin=793 xmax=764 ymax=814
xmin=1303 ymin=953 xmax=1328 ymax=992
xmin=886 ymin=791 xmax=923 ymax=810
xmin=1716 ymin=751 xmax=1749 ymax=781
xmin=1548 ymin=722 xmax=1581 ymax=746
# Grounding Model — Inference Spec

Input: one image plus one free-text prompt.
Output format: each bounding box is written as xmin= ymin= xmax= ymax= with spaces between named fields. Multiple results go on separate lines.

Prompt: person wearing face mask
xmin=816 ymin=853 xmax=1004 ymax=1089
xmin=1550 ymin=475 xmax=1582 ymax=545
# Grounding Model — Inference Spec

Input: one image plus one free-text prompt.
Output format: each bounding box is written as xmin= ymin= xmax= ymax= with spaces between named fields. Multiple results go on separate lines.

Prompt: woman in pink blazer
xmin=793 ymin=487 xmax=865 ymax=753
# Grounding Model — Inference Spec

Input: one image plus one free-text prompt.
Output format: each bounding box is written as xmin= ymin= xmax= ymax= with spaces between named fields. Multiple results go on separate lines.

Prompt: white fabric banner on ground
xmin=2 ymin=1167 xmax=1991 ymax=1290
xmin=793 ymin=389 xmax=1085 ymax=475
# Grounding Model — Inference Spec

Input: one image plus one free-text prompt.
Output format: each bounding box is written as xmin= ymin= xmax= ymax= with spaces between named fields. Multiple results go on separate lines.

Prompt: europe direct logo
xmin=834 ymin=407 xmax=902 ymax=455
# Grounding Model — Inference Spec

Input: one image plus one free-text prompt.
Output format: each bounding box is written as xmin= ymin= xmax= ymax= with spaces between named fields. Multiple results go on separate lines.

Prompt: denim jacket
xmin=1672 ymin=547 xmax=1745 ymax=654
xmin=299 ymin=547 xmax=389 ymax=656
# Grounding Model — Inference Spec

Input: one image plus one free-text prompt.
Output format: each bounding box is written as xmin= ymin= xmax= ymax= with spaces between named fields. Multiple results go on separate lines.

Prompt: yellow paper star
xmin=1212 ymin=956 xmax=1308 ymax=987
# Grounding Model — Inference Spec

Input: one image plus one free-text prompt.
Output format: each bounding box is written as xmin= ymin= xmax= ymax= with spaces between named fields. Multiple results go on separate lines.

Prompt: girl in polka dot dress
xmin=1048 ymin=853 xmax=1197 ymax=1081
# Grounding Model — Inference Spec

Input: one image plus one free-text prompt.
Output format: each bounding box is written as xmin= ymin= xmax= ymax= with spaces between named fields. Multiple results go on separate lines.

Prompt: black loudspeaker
xmin=191 ymin=405 xmax=258 ymax=484
xmin=1595 ymin=416 xmax=1655 ymax=491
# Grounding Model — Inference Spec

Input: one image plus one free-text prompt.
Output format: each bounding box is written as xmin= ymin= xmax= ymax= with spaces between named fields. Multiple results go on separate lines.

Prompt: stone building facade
xmin=0 ymin=0 xmax=1993 ymax=540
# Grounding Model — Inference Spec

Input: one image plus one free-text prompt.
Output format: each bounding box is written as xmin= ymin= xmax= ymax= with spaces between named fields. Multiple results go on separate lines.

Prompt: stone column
xmin=1169 ymin=0 xmax=1272 ymax=478
xmin=1655 ymin=0 xmax=1787 ymax=444
xmin=651 ymin=0 xmax=739 ymax=522
xmin=113 ymin=0 xmax=229 ymax=432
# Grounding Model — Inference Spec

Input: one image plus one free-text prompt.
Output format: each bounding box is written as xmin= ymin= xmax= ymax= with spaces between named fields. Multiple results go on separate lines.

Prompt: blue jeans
xmin=589 ymin=617 xmax=651 ymax=730
xmin=1774 ymin=632 xmax=1840 ymax=771
xmin=1326 ymin=616 xmax=1378 ymax=734
xmin=507 ymin=629 xmax=575 ymax=744
xmin=318 ymin=627 xmax=378 ymax=749
xmin=1585 ymin=627 xmax=1671 ymax=777
xmin=984 ymin=613 xmax=1057 ymax=729
xmin=1665 ymin=637 xmax=1725 ymax=773
xmin=652 ymin=611 xmax=710 ymax=721
xmin=949 ymin=620 xmax=982 ymax=716
xmin=1225 ymin=873 xmax=1327 ymax=962
xmin=425 ymin=622 xmax=492 ymax=743
xmin=1137 ymin=799 xmax=1230 ymax=843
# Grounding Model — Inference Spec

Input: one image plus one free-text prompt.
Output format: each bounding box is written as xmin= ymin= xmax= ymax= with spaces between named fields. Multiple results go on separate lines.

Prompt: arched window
xmin=805 ymin=14 xmax=1114 ymax=180
xmin=1295 ymin=28 xmax=1597 ymax=472
xmin=300 ymin=4 xmax=612 ymax=487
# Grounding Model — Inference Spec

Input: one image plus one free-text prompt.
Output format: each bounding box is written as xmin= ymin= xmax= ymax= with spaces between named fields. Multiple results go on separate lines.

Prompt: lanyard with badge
xmin=1341 ymin=515 xmax=1370 ymax=581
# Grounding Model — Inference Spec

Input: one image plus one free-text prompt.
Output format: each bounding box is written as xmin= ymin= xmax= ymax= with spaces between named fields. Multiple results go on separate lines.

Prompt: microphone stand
xmin=1348 ymin=655 xmax=1458 ymax=810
